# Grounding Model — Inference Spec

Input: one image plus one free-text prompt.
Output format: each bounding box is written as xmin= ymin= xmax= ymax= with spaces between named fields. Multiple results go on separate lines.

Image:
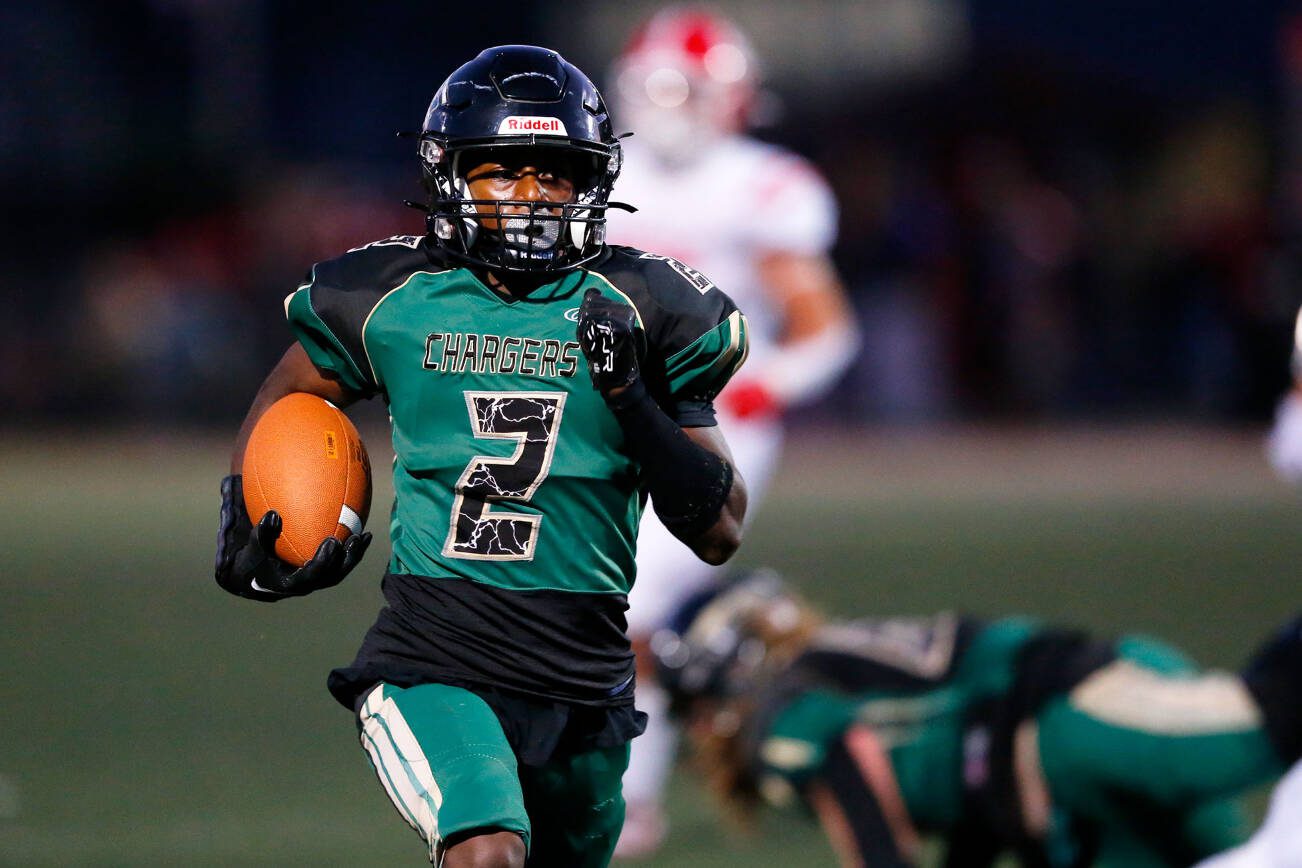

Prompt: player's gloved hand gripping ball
xmin=577 ymin=288 xmax=644 ymax=396
xmin=215 ymin=475 xmax=371 ymax=601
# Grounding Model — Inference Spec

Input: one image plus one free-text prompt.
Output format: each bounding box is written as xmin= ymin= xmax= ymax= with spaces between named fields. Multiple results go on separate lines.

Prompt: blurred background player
xmin=1231 ymin=308 xmax=1302 ymax=868
xmin=601 ymin=8 xmax=861 ymax=855
xmin=1267 ymin=307 xmax=1302 ymax=483
xmin=655 ymin=570 xmax=1302 ymax=867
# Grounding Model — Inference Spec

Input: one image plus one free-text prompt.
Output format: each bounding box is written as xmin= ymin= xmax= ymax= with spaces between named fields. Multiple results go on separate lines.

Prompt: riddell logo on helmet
xmin=498 ymin=116 xmax=568 ymax=135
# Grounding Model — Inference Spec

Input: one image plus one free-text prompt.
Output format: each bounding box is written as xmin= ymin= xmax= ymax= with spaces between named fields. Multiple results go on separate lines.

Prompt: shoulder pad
xmin=285 ymin=236 xmax=441 ymax=396
xmin=586 ymin=246 xmax=746 ymax=405
xmin=585 ymin=245 xmax=740 ymax=356
xmin=310 ymin=235 xmax=437 ymax=294
xmin=590 ymin=246 xmax=722 ymax=310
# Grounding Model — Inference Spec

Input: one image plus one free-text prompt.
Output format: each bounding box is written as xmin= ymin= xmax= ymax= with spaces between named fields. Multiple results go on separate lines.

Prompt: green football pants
xmin=1036 ymin=635 xmax=1285 ymax=867
xmin=357 ymin=682 xmax=629 ymax=866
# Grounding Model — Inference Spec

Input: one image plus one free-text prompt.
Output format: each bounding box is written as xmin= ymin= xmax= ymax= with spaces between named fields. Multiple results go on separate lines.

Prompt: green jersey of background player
xmin=214 ymin=45 xmax=750 ymax=868
xmin=654 ymin=570 xmax=1302 ymax=868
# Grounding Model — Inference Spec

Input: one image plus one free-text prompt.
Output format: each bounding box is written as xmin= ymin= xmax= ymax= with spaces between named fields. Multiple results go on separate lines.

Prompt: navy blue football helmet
xmin=652 ymin=569 xmax=806 ymax=711
xmin=418 ymin=45 xmax=626 ymax=273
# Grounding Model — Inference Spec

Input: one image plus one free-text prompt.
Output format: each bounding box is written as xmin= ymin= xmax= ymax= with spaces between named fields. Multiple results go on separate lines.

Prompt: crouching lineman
xmin=652 ymin=570 xmax=1301 ymax=867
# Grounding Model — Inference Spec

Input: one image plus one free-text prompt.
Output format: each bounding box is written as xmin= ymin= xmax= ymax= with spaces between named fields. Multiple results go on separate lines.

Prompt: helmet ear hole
xmin=418 ymin=138 xmax=445 ymax=193
xmin=607 ymin=143 xmax=623 ymax=183
xmin=418 ymin=138 xmax=445 ymax=167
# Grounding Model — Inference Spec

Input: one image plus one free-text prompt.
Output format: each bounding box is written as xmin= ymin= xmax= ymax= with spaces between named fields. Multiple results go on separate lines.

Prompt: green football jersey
xmin=285 ymin=236 xmax=747 ymax=599
xmin=753 ymin=616 xmax=1036 ymax=829
xmin=747 ymin=617 xmax=1280 ymax=864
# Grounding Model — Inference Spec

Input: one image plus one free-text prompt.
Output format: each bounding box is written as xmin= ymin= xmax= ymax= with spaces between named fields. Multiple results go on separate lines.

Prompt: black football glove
xmin=577 ymin=287 xmax=644 ymax=395
xmin=214 ymin=474 xmax=371 ymax=601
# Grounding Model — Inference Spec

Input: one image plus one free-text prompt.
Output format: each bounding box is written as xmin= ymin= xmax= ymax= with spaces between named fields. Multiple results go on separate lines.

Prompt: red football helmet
xmin=611 ymin=6 xmax=759 ymax=164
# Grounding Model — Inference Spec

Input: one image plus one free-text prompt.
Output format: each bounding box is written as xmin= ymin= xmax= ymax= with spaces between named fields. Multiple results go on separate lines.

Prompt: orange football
xmin=242 ymin=393 xmax=372 ymax=567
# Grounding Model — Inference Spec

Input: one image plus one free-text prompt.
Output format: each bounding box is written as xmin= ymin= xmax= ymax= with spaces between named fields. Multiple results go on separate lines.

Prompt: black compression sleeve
xmin=605 ymin=379 xmax=734 ymax=540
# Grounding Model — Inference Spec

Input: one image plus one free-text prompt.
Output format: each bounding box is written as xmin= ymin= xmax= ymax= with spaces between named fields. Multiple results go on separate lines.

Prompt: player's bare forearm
xmin=758 ymin=251 xmax=852 ymax=342
xmin=682 ymin=426 xmax=747 ymax=564
xmin=740 ymin=251 xmax=860 ymax=409
xmin=231 ymin=344 xmax=357 ymax=474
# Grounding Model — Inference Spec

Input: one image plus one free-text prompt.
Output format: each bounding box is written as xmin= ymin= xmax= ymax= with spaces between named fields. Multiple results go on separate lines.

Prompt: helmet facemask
xmin=419 ymin=137 xmax=622 ymax=274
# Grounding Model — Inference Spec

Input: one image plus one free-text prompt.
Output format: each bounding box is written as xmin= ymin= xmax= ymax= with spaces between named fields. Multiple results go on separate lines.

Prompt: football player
xmin=601 ymin=8 xmax=861 ymax=855
xmin=214 ymin=45 xmax=750 ymax=867
xmin=1237 ymin=306 xmax=1302 ymax=868
xmin=1267 ymin=306 xmax=1302 ymax=483
xmin=654 ymin=570 xmax=1301 ymax=867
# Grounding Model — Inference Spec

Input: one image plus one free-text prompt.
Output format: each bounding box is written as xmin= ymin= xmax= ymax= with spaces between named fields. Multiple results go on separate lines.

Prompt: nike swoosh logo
xmin=564 ymin=308 xmax=581 ymax=322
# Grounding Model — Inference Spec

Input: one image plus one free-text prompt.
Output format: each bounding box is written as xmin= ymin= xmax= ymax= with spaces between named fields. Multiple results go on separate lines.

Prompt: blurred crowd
xmin=26 ymin=168 xmax=411 ymax=423
xmin=818 ymin=78 xmax=1292 ymax=424
xmin=3 ymin=0 xmax=1300 ymax=428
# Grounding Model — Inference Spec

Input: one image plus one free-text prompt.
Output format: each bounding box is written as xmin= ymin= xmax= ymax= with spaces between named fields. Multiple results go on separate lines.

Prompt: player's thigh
xmin=1085 ymin=794 xmax=1250 ymax=867
xmin=519 ymin=741 xmax=630 ymax=868
xmin=1198 ymin=760 xmax=1302 ymax=868
xmin=357 ymin=682 xmax=530 ymax=856
xmin=1037 ymin=637 xmax=1281 ymax=815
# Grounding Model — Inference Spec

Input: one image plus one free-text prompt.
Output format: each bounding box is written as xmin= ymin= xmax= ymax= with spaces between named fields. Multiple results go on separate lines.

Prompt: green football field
xmin=2 ymin=424 xmax=1299 ymax=866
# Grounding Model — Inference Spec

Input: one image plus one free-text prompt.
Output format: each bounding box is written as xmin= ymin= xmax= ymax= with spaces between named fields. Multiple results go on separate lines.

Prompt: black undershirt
xmin=328 ymin=572 xmax=646 ymax=756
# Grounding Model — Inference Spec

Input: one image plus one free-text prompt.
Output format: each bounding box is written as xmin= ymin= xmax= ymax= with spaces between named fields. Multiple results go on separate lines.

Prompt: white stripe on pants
xmin=359 ymin=684 xmax=445 ymax=860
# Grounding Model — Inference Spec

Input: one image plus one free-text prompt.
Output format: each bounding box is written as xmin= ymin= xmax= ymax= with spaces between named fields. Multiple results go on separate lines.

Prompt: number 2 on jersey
xmin=443 ymin=392 xmax=566 ymax=561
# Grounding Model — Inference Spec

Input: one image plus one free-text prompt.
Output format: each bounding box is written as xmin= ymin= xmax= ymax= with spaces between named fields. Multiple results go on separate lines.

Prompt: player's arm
xmin=215 ymin=248 xmax=403 ymax=600
xmin=759 ymin=250 xmax=858 ymax=369
xmin=803 ymin=725 xmax=919 ymax=867
xmin=681 ymin=424 xmax=747 ymax=565
xmin=724 ymin=147 xmax=859 ymax=417
xmin=215 ymin=347 xmax=372 ymax=602
xmin=230 ymin=343 xmax=357 ymax=474
xmin=578 ymin=288 xmax=746 ymax=564
xmin=723 ymin=249 xmax=859 ymax=419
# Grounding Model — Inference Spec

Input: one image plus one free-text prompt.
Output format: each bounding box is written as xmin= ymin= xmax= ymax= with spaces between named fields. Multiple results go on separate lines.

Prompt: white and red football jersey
xmin=606 ymin=135 xmax=838 ymax=368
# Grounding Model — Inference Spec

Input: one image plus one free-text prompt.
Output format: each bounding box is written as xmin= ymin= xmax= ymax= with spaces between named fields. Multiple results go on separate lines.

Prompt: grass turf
xmin=0 ymin=426 xmax=1298 ymax=865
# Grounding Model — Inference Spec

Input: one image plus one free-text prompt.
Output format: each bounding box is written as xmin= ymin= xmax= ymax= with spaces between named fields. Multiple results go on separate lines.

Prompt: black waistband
xmin=328 ymin=572 xmax=637 ymax=712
